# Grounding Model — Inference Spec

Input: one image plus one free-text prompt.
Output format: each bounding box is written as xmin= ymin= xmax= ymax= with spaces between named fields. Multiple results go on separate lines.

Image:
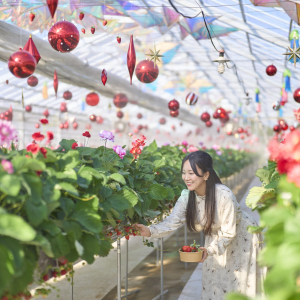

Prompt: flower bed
xmin=0 ymin=133 xmax=254 ymax=299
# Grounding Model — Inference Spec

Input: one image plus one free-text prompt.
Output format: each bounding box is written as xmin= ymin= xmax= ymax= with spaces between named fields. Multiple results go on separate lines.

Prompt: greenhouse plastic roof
xmin=0 ymin=0 xmax=299 ymax=130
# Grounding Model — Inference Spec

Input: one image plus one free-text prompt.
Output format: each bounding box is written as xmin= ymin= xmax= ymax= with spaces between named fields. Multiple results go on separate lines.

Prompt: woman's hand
xmin=132 ymin=224 xmax=151 ymax=237
xmin=198 ymin=247 xmax=208 ymax=263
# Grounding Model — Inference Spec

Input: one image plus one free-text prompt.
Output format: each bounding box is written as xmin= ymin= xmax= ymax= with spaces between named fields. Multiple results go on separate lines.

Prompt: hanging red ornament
xmin=79 ymin=12 xmax=84 ymax=20
xmin=213 ymin=111 xmax=218 ymax=119
xmin=170 ymin=110 xmax=179 ymax=117
xmin=35 ymin=123 xmax=40 ymax=128
xmin=27 ymin=75 xmax=38 ymax=87
xmin=171 ymin=125 xmax=175 ymax=131
xmin=290 ymin=125 xmax=295 ymax=131
xmin=53 ymin=70 xmax=58 ymax=98
xmin=103 ymin=20 xmax=107 ymax=26
xmin=90 ymin=114 xmax=96 ymax=122
xmin=117 ymin=35 xmax=121 ymax=44
xmin=64 ymin=121 xmax=69 ymax=129
xmin=0 ymin=106 xmax=13 ymax=121
xmin=47 ymin=0 xmax=58 ymax=18
xmin=217 ymin=126 xmax=220 ymax=133
xmin=168 ymin=99 xmax=180 ymax=111
xmin=25 ymin=105 xmax=32 ymax=112
xmin=29 ymin=12 xmax=35 ymax=22
xmin=43 ymin=109 xmax=49 ymax=118
xmin=180 ymin=122 xmax=183 ymax=126
xmin=135 ymin=60 xmax=159 ymax=83
xmin=73 ymin=122 xmax=78 ymax=129
xmin=117 ymin=111 xmax=124 ymax=119
xmin=5 ymin=80 xmax=9 ymax=84
xmin=273 ymin=125 xmax=280 ymax=132
xmin=137 ymin=113 xmax=142 ymax=119
xmin=59 ymin=123 xmax=64 ymax=129
xmin=127 ymin=35 xmax=136 ymax=85
xmin=240 ymin=134 xmax=245 ymax=140
xmin=48 ymin=21 xmax=80 ymax=53
xmin=138 ymin=124 xmax=143 ymax=130
xmin=159 ymin=117 xmax=166 ymax=125
xmin=63 ymin=90 xmax=72 ymax=100
xmin=96 ymin=116 xmax=104 ymax=124
xmin=91 ymin=26 xmax=95 ymax=34
xmin=113 ymin=93 xmax=128 ymax=108
xmin=81 ymin=28 xmax=85 ymax=34
xmin=293 ymin=88 xmax=300 ymax=103
xmin=86 ymin=92 xmax=100 ymax=106
xmin=8 ymin=48 xmax=36 ymax=78
xmin=237 ymin=127 xmax=244 ymax=134
xmin=101 ymin=69 xmax=107 ymax=86
xmin=86 ymin=124 xmax=92 ymax=130
xmin=185 ymin=92 xmax=198 ymax=105
xmin=200 ymin=112 xmax=210 ymax=122
xmin=272 ymin=101 xmax=281 ymax=111
xmin=23 ymin=35 xmax=41 ymax=65
xmin=206 ymin=120 xmax=212 ymax=127
xmin=60 ymin=102 xmax=67 ymax=112
xmin=266 ymin=65 xmax=277 ymax=76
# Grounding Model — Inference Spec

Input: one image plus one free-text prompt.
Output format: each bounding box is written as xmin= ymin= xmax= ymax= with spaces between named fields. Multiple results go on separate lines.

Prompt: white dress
xmin=149 ymin=184 xmax=267 ymax=300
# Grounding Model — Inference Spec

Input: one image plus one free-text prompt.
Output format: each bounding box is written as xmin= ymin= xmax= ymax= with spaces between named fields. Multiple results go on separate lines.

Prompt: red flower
xmin=82 ymin=131 xmax=91 ymax=138
xmin=72 ymin=142 xmax=78 ymax=149
xmin=46 ymin=131 xmax=54 ymax=141
xmin=27 ymin=143 xmax=40 ymax=155
xmin=40 ymin=147 xmax=47 ymax=158
xmin=32 ymin=132 xmax=44 ymax=142
xmin=40 ymin=119 xmax=49 ymax=124
xmin=36 ymin=171 xmax=42 ymax=177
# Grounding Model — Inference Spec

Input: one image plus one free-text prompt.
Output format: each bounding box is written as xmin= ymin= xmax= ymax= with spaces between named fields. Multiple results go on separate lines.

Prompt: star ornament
xmin=145 ymin=44 xmax=164 ymax=68
xmin=282 ymin=39 xmax=300 ymax=68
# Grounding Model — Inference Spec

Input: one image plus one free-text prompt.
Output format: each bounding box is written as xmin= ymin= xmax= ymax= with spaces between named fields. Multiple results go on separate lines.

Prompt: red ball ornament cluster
xmin=113 ymin=93 xmax=128 ymax=108
xmin=27 ymin=75 xmax=38 ymax=87
xmin=200 ymin=112 xmax=210 ymax=122
xmin=86 ymin=92 xmax=100 ymax=106
xmin=266 ymin=65 xmax=277 ymax=76
xmin=63 ymin=90 xmax=72 ymax=100
xmin=48 ymin=21 xmax=80 ymax=53
xmin=0 ymin=107 xmax=13 ymax=121
xmin=135 ymin=60 xmax=159 ymax=83
xmin=273 ymin=119 xmax=289 ymax=133
xmin=212 ymin=107 xmax=229 ymax=124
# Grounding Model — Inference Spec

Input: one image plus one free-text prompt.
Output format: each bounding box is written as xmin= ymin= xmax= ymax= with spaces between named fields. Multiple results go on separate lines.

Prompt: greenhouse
xmin=0 ymin=0 xmax=299 ymax=299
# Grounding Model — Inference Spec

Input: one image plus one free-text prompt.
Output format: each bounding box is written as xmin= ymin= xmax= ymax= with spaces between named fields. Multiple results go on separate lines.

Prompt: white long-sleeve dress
xmin=149 ymin=184 xmax=267 ymax=300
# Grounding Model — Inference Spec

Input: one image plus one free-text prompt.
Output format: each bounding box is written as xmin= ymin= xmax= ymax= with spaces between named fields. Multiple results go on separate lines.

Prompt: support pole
xmin=156 ymin=239 xmax=160 ymax=267
xmin=70 ymin=266 xmax=73 ymax=300
xmin=184 ymin=223 xmax=187 ymax=269
xmin=117 ymin=238 xmax=121 ymax=300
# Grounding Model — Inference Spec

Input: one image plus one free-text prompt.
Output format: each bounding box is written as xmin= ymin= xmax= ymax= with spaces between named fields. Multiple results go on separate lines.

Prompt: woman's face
xmin=182 ymin=159 xmax=207 ymax=191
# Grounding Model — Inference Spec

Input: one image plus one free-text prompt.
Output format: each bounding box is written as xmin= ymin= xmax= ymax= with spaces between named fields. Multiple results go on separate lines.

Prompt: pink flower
xmin=128 ymin=133 xmax=133 ymax=137
xmin=216 ymin=150 xmax=222 ymax=156
xmin=182 ymin=141 xmax=188 ymax=147
xmin=113 ymin=145 xmax=126 ymax=159
xmin=1 ymin=160 xmax=14 ymax=174
xmin=40 ymin=147 xmax=47 ymax=158
xmin=188 ymin=146 xmax=198 ymax=152
xmin=99 ymin=130 xmax=114 ymax=142
xmin=212 ymin=144 xmax=219 ymax=150
xmin=32 ymin=132 xmax=44 ymax=142
xmin=40 ymin=119 xmax=48 ymax=124
xmin=47 ymin=131 xmax=54 ymax=141
xmin=287 ymin=163 xmax=300 ymax=187
xmin=72 ymin=142 xmax=78 ymax=149
xmin=182 ymin=148 xmax=187 ymax=153
xmin=0 ymin=120 xmax=18 ymax=147
xmin=27 ymin=143 xmax=40 ymax=155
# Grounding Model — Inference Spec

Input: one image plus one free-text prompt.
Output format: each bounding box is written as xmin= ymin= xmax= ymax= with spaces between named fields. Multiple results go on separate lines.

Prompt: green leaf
xmin=153 ymin=159 xmax=165 ymax=169
xmin=72 ymin=210 xmax=102 ymax=233
xmin=39 ymin=220 xmax=61 ymax=236
xmin=148 ymin=184 xmax=169 ymax=200
xmin=63 ymin=220 xmax=82 ymax=240
xmin=107 ymin=188 xmax=138 ymax=211
xmin=61 ymin=151 xmax=80 ymax=170
xmin=76 ymin=147 xmax=96 ymax=156
xmin=165 ymin=187 xmax=175 ymax=200
xmin=55 ymin=182 xmax=79 ymax=196
xmin=59 ymin=139 xmax=78 ymax=151
xmin=247 ymin=226 xmax=264 ymax=234
xmin=255 ymin=168 xmax=271 ymax=185
xmin=100 ymin=186 xmax=112 ymax=199
xmin=105 ymin=211 xmax=116 ymax=227
xmin=245 ymin=186 xmax=274 ymax=209
xmin=146 ymin=140 xmax=158 ymax=152
xmin=59 ymin=197 xmax=75 ymax=216
xmin=25 ymin=200 xmax=48 ymax=226
xmin=24 ymin=232 xmax=53 ymax=257
xmin=109 ymin=173 xmax=126 ymax=185
xmin=0 ymin=213 xmax=36 ymax=241
xmin=98 ymin=239 xmax=113 ymax=257
xmin=0 ymin=174 xmax=21 ymax=196
xmin=145 ymin=210 xmax=161 ymax=217
xmin=22 ymin=173 xmax=42 ymax=203
xmin=0 ymin=244 xmax=14 ymax=296
xmin=80 ymin=233 xmax=100 ymax=264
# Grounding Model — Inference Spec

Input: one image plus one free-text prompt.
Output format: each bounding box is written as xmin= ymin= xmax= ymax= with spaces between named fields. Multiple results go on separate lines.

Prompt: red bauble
xmin=137 ymin=113 xmax=142 ymax=119
xmin=96 ymin=116 xmax=104 ymax=124
xmin=186 ymin=92 xmax=198 ymax=105
xmin=127 ymin=35 xmax=136 ymax=85
xmin=27 ymin=75 xmax=38 ymax=87
xmin=113 ymin=93 xmax=128 ymax=108
xmin=48 ymin=21 xmax=80 ymax=53
xmin=266 ymin=65 xmax=277 ymax=76
xmin=86 ymin=124 xmax=92 ymax=130
xmin=273 ymin=125 xmax=280 ymax=132
xmin=63 ymin=90 xmax=72 ymax=100
xmin=86 ymin=92 xmax=100 ymax=106
xmin=170 ymin=110 xmax=179 ymax=117
xmin=53 ymin=70 xmax=58 ymax=97
xmin=35 ymin=123 xmax=40 ymax=128
xmin=290 ymin=125 xmax=295 ymax=131
xmin=47 ymin=0 xmax=58 ymax=18
xmin=200 ymin=112 xmax=210 ymax=122
xmin=60 ymin=103 xmax=67 ymax=112
xmin=73 ymin=122 xmax=78 ymax=129
xmin=293 ymin=88 xmax=300 ymax=103
xmin=216 ymin=107 xmax=227 ymax=118
xmin=237 ymin=127 xmax=244 ymax=134
xmin=206 ymin=120 xmax=212 ymax=127
xmin=101 ymin=69 xmax=107 ymax=86
xmin=171 ymin=125 xmax=175 ymax=131
xmin=90 ymin=114 xmax=96 ymax=122
xmin=159 ymin=117 xmax=166 ymax=125
xmin=213 ymin=112 xmax=218 ymax=119
xmin=29 ymin=12 xmax=35 ymax=22
xmin=168 ymin=99 xmax=180 ymax=111
xmin=23 ymin=35 xmax=41 ymax=65
xmin=0 ymin=106 xmax=13 ymax=121
xmin=227 ymin=131 xmax=232 ymax=136
xmin=64 ymin=121 xmax=69 ymax=129
xmin=25 ymin=105 xmax=32 ymax=112
xmin=135 ymin=60 xmax=159 ymax=83
xmin=117 ymin=111 xmax=124 ymax=119
xmin=280 ymin=123 xmax=288 ymax=131
xmin=43 ymin=109 xmax=49 ymax=118
xmin=8 ymin=49 xmax=36 ymax=78
xmin=59 ymin=123 xmax=64 ymax=129
xmin=138 ymin=124 xmax=143 ymax=130
xmin=240 ymin=134 xmax=245 ymax=140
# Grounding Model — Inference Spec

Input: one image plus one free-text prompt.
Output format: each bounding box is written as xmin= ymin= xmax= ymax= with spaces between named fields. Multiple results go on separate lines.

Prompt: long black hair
xmin=181 ymin=151 xmax=222 ymax=236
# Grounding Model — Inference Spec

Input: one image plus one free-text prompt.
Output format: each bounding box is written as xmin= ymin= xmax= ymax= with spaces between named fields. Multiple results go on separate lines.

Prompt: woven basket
xmin=178 ymin=249 xmax=203 ymax=262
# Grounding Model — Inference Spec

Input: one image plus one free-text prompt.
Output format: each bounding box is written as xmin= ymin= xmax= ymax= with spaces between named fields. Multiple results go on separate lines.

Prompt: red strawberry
xmin=108 ymin=232 xmax=112 ymax=236
xmin=117 ymin=231 xmax=122 ymax=236
xmin=125 ymin=235 xmax=130 ymax=240
xmin=43 ymin=274 xmax=49 ymax=281
xmin=61 ymin=270 xmax=67 ymax=276
xmin=103 ymin=20 xmax=107 ymax=26
xmin=117 ymin=36 xmax=121 ymax=44
xmin=52 ymin=271 xmax=58 ymax=278
xmin=29 ymin=12 xmax=35 ymax=22
xmin=79 ymin=12 xmax=84 ymax=20
xmin=182 ymin=246 xmax=189 ymax=252
xmin=81 ymin=28 xmax=85 ymax=34
xmin=91 ymin=26 xmax=95 ymax=34
xmin=116 ymin=220 xmax=121 ymax=223
xmin=24 ymin=294 xmax=32 ymax=300
xmin=58 ymin=257 xmax=68 ymax=265
xmin=186 ymin=247 xmax=192 ymax=252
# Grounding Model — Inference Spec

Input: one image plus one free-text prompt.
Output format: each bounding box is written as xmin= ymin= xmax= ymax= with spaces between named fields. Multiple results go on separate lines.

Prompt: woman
xmin=134 ymin=151 xmax=266 ymax=300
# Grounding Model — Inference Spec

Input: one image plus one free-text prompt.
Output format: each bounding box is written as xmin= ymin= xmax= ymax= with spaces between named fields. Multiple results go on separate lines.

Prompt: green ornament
xmin=289 ymin=29 xmax=299 ymax=41
xmin=255 ymin=88 xmax=260 ymax=94
xmin=283 ymin=68 xmax=291 ymax=77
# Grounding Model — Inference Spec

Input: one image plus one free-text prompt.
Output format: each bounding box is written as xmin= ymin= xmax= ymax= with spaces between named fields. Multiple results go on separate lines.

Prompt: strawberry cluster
xmin=106 ymin=221 xmax=140 ymax=241
xmin=130 ymin=135 xmax=146 ymax=159
xmin=181 ymin=240 xmax=202 ymax=253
